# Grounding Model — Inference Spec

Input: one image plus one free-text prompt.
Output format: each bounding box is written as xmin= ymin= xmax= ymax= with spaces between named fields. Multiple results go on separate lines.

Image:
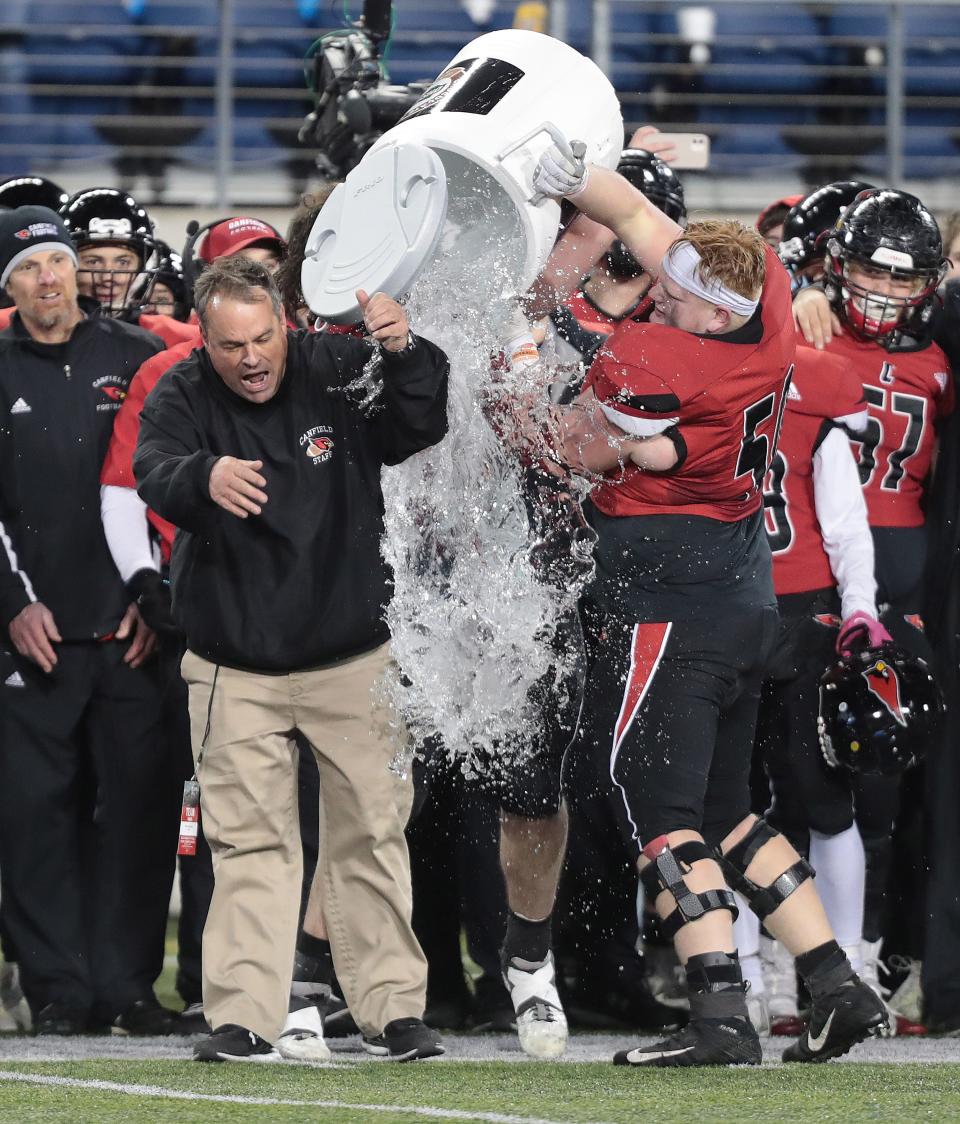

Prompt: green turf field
xmin=0 ymin=1059 xmax=958 ymax=1123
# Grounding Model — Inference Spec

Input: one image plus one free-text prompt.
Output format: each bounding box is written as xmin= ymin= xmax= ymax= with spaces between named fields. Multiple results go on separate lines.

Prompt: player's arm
xmin=560 ymin=387 xmax=679 ymax=474
xmin=523 ymin=213 xmax=616 ymax=320
xmin=813 ymin=425 xmax=889 ymax=653
xmin=532 ymin=139 xmax=682 ymax=274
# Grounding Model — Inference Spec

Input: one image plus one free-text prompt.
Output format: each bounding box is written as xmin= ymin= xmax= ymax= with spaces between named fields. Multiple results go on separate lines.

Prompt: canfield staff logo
xmin=92 ymin=374 xmax=127 ymax=412
xmin=300 ymin=425 xmax=334 ymax=464
xmin=14 ymin=222 xmax=60 ymax=241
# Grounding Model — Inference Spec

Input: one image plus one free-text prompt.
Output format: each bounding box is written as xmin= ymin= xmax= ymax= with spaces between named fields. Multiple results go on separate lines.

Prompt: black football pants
xmin=0 ymin=640 xmax=173 ymax=1021
xmin=580 ymin=606 xmax=779 ymax=855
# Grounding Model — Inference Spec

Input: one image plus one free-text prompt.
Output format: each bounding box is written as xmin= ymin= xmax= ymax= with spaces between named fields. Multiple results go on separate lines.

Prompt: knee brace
xmin=640 ymin=836 xmax=739 ymax=940
xmin=718 ymin=817 xmax=814 ymax=922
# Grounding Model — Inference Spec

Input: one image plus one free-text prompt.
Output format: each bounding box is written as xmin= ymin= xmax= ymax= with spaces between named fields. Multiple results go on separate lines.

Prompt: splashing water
xmin=381 ymin=160 xmax=591 ymax=772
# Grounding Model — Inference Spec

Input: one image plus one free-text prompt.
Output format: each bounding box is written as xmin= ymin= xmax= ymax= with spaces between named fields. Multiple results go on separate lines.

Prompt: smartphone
xmin=653 ymin=132 xmax=710 ymax=170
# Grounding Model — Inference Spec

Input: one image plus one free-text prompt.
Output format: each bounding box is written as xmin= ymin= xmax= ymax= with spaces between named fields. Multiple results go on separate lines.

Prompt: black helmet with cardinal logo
xmin=818 ymin=642 xmax=944 ymax=775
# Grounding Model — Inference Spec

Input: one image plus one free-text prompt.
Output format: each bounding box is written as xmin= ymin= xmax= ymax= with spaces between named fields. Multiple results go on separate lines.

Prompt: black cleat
xmin=782 ymin=976 xmax=888 ymax=1063
xmin=194 ymin=1023 xmax=280 ymax=1063
xmin=112 ymin=998 xmax=185 ymax=1037
xmin=614 ymin=1016 xmax=761 ymax=1068
xmin=362 ymin=1017 xmax=444 ymax=1061
xmin=34 ymin=1002 xmax=88 ymax=1036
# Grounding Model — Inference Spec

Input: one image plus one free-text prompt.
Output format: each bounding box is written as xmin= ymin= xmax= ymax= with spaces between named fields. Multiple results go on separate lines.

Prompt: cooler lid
xmin=301 ymin=142 xmax=448 ymax=324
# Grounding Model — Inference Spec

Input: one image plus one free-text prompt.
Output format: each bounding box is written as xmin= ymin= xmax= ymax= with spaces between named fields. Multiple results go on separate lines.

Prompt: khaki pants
xmin=181 ymin=645 xmax=427 ymax=1043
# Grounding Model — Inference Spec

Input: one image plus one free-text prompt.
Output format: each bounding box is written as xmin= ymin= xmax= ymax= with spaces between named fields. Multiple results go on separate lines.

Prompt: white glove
xmin=531 ymin=139 xmax=589 ymax=202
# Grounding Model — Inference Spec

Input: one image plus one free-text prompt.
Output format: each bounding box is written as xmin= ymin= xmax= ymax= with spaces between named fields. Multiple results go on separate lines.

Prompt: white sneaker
xmin=887 ymin=956 xmax=924 ymax=1024
xmin=760 ymin=936 xmax=803 ymax=1036
xmin=861 ymin=938 xmax=897 ymax=1038
xmin=502 ymin=952 xmax=568 ymax=1060
xmin=276 ymin=1003 xmax=332 ymax=1062
xmin=747 ymin=991 xmax=771 ymax=1036
xmin=0 ymin=963 xmax=30 ymax=1033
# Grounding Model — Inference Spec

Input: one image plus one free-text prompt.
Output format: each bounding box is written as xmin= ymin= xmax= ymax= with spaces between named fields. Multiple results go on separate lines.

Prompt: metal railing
xmin=0 ymin=0 xmax=957 ymax=205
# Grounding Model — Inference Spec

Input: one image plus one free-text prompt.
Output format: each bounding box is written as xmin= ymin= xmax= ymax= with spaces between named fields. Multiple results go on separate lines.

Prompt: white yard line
xmin=0 ymin=1068 xmax=610 ymax=1124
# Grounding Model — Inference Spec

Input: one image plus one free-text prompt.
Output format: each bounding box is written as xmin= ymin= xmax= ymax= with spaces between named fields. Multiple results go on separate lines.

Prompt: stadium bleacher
xmin=0 ymin=0 xmax=958 ymax=197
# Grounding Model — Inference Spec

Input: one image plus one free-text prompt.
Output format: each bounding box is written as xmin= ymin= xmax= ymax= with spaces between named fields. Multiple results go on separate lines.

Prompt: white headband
xmin=660 ymin=241 xmax=759 ymax=319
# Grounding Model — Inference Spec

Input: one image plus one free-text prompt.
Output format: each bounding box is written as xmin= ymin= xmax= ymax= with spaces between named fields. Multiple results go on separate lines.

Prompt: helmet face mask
xmin=835 ymin=256 xmax=939 ymax=341
xmin=823 ymin=188 xmax=946 ymax=346
xmin=60 ymin=188 xmax=159 ymax=318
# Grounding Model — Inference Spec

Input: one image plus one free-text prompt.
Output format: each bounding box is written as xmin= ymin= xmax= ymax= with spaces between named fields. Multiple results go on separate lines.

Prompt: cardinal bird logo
xmin=306 ymin=436 xmax=333 ymax=459
xmin=862 ymin=659 xmax=907 ymax=726
xmin=100 ymin=385 xmax=126 ymax=402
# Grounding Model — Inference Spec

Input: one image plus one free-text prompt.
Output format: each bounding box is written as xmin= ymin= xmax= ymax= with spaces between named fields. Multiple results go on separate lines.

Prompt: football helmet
xmin=823 ymin=188 xmax=946 ymax=345
xmin=778 ymin=181 xmax=874 ymax=279
xmin=131 ymin=240 xmax=190 ymax=322
xmin=606 ymin=150 xmax=686 ymax=279
xmin=60 ymin=187 xmax=159 ymax=316
xmin=0 ymin=176 xmax=69 ymax=213
xmin=818 ymin=642 xmax=944 ymax=775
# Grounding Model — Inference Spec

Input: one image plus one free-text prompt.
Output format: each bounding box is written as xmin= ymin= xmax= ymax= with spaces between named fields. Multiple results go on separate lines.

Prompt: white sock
xmin=809 ymin=825 xmax=865 ymax=964
xmin=733 ymin=893 xmax=765 ymax=995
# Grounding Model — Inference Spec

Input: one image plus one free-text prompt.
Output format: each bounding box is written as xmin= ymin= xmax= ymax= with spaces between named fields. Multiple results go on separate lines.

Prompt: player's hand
xmin=836 ymin=611 xmax=892 ymax=656
xmin=116 ymin=602 xmax=157 ymax=668
xmin=794 ymin=287 xmax=842 ymax=349
xmin=357 ymin=289 xmax=410 ymax=351
xmin=8 ymin=601 xmax=61 ymax=673
xmin=209 ymin=456 xmax=268 ymax=519
xmin=628 ymin=125 xmax=678 ymax=164
xmin=532 ymin=138 xmax=589 ymax=202
xmin=125 ymin=568 xmax=179 ymax=636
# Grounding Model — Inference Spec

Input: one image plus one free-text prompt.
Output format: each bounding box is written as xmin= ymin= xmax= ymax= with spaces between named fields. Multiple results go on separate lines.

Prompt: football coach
xmin=134 ymin=255 xmax=450 ymax=1062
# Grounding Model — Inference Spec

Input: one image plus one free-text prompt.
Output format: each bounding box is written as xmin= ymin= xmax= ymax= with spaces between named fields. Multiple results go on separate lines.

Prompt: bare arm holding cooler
xmin=532 ymin=138 xmax=683 ymax=274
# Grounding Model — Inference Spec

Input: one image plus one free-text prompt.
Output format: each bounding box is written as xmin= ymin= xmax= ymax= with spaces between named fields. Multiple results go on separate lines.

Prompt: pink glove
xmin=836 ymin=610 xmax=893 ymax=657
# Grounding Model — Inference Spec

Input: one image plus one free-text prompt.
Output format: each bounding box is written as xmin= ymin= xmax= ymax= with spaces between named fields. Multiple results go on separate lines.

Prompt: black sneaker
xmin=177 ymin=1002 xmax=209 ymax=1034
xmin=362 ymin=1017 xmax=444 ymax=1061
xmin=112 ymin=998 xmax=185 ymax=1037
xmin=614 ymin=1016 xmax=762 ymax=1068
xmin=34 ymin=1002 xmax=88 ymax=1036
xmin=782 ymin=977 xmax=888 ymax=1063
xmin=194 ymin=1023 xmax=280 ymax=1063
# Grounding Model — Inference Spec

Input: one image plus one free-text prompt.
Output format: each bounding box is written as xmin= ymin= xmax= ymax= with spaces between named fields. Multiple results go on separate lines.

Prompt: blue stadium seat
xmin=699 ymin=8 xmax=828 ymax=96
xmin=25 ymin=1 xmax=142 ymax=86
xmin=609 ymin=9 xmax=656 ymax=95
xmin=905 ymin=7 xmax=960 ymax=97
xmin=384 ymin=0 xmax=511 ymax=85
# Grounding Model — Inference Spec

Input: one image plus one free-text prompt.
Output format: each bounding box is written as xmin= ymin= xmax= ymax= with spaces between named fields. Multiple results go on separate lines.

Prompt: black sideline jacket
xmin=0 ymin=307 xmax=163 ymax=638
xmin=134 ymin=329 xmax=449 ymax=673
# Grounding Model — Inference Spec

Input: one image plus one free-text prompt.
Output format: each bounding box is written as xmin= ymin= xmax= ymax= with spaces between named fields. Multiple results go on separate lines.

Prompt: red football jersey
xmin=586 ymin=244 xmax=795 ymax=522
xmin=138 ymin=313 xmax=202 ymax=348
xmin=821 ymin=331 xmax=954 ymax=528
xmin=565 ymin=287 xmax=654 ymax=336
xmin=765 ymin=348 xmax=865 ymax=595
xmin=101 ymin=339 xmax=198 ymax=557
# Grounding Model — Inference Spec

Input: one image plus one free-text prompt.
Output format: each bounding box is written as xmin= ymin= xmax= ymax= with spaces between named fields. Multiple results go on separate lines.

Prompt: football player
xmin=57 ymin=187 xmax=197 ymax=347
xmin=745 ymin=347 xmax=876 ymax=1036
xmin=519 ymin=140 xmax=888 ymax=1067
xmin=792 ymin=190 xmax=953 ymax=1026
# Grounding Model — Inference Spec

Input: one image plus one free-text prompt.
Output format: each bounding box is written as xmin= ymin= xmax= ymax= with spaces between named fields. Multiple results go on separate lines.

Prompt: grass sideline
xmin=0 ymin=1059 xmax=958 ymax=1123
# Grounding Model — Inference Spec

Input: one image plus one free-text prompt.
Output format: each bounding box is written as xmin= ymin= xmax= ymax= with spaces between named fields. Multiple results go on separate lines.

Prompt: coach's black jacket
xmin=134 ymin=329 xmax=449 ymax=673
xmin=0 ymin=305 xmax=164 ymax=637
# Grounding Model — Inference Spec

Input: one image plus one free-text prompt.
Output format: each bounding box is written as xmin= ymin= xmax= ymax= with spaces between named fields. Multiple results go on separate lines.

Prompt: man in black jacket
xmin=0 ymin=205 xmax=178 ymax=1036
xmin=135 ymin=256 xmax=450 ymax=1063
